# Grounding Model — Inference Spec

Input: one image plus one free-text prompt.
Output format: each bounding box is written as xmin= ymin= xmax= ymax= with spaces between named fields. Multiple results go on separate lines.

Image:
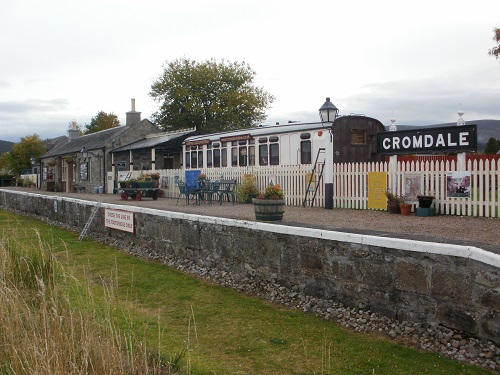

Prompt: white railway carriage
xmin=182 ymin=122 xmax=332 ymax=169
xmin=182 ymin=115 xmax=386 ymax=169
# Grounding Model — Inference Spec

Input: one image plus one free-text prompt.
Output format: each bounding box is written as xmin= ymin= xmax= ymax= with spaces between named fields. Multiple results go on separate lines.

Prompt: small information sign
xmin=105 ymin=209 xmax=134 ymax=233
xmin=367 ymin=172 xmax=387 ymax=210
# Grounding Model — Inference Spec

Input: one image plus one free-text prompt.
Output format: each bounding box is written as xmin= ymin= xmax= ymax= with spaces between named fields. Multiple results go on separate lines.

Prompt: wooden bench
xmin=218 ymin=179 xmax=236 ymax=205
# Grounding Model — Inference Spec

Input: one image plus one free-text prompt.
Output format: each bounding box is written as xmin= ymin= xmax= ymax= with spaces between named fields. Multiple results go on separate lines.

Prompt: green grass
xmin=0 ymin=209 xmax=493 ymax=374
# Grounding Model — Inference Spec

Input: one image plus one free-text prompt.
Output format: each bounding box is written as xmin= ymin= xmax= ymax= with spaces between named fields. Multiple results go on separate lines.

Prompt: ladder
xmin=79 ymin=201 xmax=101 ymax=241
xmin=302 ymin=148 xmax=325 ymax=207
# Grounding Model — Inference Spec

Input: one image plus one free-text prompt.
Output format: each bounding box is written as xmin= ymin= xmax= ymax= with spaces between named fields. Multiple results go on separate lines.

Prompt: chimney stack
xmin=67 ymin=120 xmax=80 ymax=141
xmin=126 ymin=98 xmax=141 ymax=125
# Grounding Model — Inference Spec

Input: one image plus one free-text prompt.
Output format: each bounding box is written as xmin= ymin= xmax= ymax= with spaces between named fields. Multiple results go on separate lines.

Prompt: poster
xmin=306 ymin=173 xmax=316 ymax=192
xmin=403 ymin=173 xmax=421 ymax=203
xmin=80 ymin=162 xmax=88 ymax=180
xmin=446 ymin=171 xmax=471 ymax=198
xmin=367 ymin=172 xmax=387 ymax=210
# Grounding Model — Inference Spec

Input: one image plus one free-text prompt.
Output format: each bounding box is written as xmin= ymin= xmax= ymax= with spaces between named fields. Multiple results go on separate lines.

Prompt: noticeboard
xmin=367 ymin=172 xmax=387 ymax=210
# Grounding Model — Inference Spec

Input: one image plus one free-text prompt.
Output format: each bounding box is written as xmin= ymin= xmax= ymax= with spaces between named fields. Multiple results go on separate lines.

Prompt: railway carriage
xmin=182 ymin=115 xmax=386 ymax=169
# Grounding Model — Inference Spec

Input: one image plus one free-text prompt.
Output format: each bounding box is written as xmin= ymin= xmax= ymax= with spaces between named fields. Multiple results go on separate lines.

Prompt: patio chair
xmin=176 ymin=181 xmax=198 ymax=205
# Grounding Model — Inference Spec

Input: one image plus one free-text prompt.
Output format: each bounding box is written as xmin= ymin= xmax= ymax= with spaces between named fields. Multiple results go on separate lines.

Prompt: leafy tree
xmin=149 ymin=58 xmax=275 ymax=134
xmin=8 ymin=134 xmax=46 ymax=175
xmin=488 ymin=27 xmax=500 ymax=60
xmin=83 ymin=111 xmax=120 ymax=134
xmin=484 ymin=137 xmax=500 ymax=154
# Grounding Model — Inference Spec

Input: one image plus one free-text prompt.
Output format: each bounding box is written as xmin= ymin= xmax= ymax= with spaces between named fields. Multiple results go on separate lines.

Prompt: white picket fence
xmin=112 ymin=156 xmax=499 ymax=217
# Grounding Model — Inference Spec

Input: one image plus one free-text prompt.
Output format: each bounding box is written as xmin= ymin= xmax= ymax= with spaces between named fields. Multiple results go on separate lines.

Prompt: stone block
xmin=395 ymin=259 xmax=428 ymax=294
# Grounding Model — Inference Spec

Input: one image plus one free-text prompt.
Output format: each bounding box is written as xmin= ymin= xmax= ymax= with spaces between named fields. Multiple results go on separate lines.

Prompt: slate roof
xmin=112 ymin=128 xmax=196 ymax=153
xmin=42 ymin=124 xmax=139 ymax=158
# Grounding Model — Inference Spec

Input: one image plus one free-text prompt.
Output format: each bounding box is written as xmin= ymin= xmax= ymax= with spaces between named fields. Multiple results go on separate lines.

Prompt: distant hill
xmin=0 ymin=140 xmax=14 ymax=154
xmin=385 ymin=120 xmax=500 ymax=152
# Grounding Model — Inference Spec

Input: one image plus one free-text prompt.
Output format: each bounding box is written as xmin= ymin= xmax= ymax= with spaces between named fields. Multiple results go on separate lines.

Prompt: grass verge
xmin=0 ymin=209 xmax=493 ymax=374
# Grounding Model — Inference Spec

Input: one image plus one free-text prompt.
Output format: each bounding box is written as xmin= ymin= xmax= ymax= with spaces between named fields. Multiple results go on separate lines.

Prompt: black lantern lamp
xmin=319 ymin=97 xmax=339 ymax=124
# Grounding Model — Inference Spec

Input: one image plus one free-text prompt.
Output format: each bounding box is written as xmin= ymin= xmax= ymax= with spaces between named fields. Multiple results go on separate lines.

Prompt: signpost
xmin=377 ymin=125 xmax=477 ymax=155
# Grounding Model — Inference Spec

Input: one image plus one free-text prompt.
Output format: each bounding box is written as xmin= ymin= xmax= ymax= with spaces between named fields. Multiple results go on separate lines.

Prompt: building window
xmin=300 ymin=140 xmax=312 ymax=164
xmin=351 ymin=130 xmax=366 ymax=145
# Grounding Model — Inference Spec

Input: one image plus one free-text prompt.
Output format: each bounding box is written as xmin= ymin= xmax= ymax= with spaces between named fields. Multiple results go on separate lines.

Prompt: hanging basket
xmin=252 ymin=199 xmax=285 ymax=221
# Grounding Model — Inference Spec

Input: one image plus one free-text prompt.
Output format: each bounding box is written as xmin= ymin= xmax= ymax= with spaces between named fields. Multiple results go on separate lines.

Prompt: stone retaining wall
xmin=1 ymin=190 xmax=498 ymax=343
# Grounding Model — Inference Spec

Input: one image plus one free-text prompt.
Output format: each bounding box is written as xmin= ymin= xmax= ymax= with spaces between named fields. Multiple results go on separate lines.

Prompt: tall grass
xmin=0 ymin=226 xmax=172 ymax=374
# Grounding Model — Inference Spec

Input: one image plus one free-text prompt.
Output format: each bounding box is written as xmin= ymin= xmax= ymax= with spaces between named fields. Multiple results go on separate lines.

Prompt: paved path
xmin=2 ymin=187 xmax=499 ymax=254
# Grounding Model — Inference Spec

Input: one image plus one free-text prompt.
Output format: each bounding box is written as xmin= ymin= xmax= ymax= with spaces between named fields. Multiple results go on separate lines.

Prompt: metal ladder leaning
xmin=302 ymin=148 xmax=325 ymax=207
xmin=79 ymin=201 xmax=101 ymax=241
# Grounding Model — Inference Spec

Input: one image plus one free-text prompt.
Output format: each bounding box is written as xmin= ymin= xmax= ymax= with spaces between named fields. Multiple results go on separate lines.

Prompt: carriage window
xmin=231 ymin=147 xmax=238 ymax=166
xmin=221 ymin=148 xmax=227 ymax=167
xmin=300 ymin=140 xmax=312 ymax=164
xmin=249 ymin=145 xmax=255 ymax=166
xmin=259 ymin=144 xmax=268 ymax=165
xmin=270 ymin=143 xmax=279 ymax=165
xmin=300 ymin=133 xmax=311 ymax=139
xmin=239 ymin=147 xmax=247 ymax=166
xmin=190 ymin=152 xmax=197 ymax=169
xmin=198 ymin=150 xmax=203 ymax=168
xmin=269 ymin=136 xmax=279 ymax=143
xmin=207 ymin=150 xmax=213 ymax=167
xmin=259 ymin=137 xmax=268 ymax=143
xmin=213 ymin=149 xmax=221 ymax=167
xmin=351 ymin=130 xmax=366 ymax=145
xmin=185 ymin=152 xmax=190 ymax=168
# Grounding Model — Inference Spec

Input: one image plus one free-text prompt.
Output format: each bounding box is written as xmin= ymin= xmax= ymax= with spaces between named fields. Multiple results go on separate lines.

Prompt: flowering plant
xmin=256 ymin=183 xmax=285 ymax=200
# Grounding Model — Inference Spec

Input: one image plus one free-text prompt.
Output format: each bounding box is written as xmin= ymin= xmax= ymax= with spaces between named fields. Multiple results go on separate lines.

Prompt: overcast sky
xmin=1 ymin=0 xmax=499 ymax=142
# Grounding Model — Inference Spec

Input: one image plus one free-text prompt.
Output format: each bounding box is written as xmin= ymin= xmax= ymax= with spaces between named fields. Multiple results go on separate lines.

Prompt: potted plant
xmin=252 ymin=183 xmax=285 ymax=221
xmin=417 ymin=193 xmax=434 ymax=208
xmin=385 ymin=190 xmax=403 ymax=214
xmin=236 ymin=174 xmax=259 ymax=203
xmin=399 ymin=199 xmax=412 ymax=215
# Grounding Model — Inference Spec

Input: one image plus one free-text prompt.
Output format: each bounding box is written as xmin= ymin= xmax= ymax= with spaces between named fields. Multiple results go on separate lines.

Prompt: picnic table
xmin=120 ymin=187 xmax=161 ymax=201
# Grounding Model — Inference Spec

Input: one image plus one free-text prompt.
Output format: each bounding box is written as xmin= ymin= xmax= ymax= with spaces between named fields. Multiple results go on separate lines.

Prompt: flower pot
xmin=252 ymin=198 xmax=285 ymax=221
xmin=387 ymin=201 xmax=401 ymax=214
xmin=400 ymin=203 xmax=412 ymax=215
xmin=417 ymin=195 xmax=434 ymax=208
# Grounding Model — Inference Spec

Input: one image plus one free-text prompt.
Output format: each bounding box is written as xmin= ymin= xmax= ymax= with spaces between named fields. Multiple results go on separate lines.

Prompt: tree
xmin=8 ymin=134 xmax=46 ymax=175
xmin=83 ymin=111 xmax=120 ymax=134
xmin=484 ymin=137 xmax=500 ymax=154
xmin=488 ymin=27 xmax=500 ymax=60
xmin=149 ymin=58 xmax=275 ymax=134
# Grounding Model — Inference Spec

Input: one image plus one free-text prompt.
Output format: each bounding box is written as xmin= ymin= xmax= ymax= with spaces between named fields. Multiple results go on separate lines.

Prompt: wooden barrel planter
xmin=252 ymin=199 xmax=285 ymax=221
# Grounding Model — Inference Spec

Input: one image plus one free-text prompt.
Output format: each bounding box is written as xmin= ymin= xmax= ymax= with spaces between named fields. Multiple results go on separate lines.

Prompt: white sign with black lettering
xmin=104 ymin=208 xmax=134 ymax=233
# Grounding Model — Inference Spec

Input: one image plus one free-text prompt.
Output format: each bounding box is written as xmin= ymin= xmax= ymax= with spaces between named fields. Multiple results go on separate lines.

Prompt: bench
xmin=74 ymin=184 xmax=86 ymax=193
xmin=218 ymin=179 xmax=236 ymax=205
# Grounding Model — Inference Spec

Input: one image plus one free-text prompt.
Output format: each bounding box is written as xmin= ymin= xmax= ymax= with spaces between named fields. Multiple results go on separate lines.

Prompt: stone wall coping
xmin=6 ymin=190 xmax=500 ymax=269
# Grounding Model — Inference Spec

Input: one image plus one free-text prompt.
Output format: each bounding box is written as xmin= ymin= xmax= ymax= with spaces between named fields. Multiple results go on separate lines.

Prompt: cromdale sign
xmin=377 ymin=125 xmax=477 ymax=155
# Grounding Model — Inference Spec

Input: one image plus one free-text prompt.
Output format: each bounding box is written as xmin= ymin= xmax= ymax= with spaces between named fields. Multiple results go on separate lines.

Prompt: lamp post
xmin=319 ymin=97 xmax=339 ymax=209
xmin=30 ymin=157 xmax=39 ymax=188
